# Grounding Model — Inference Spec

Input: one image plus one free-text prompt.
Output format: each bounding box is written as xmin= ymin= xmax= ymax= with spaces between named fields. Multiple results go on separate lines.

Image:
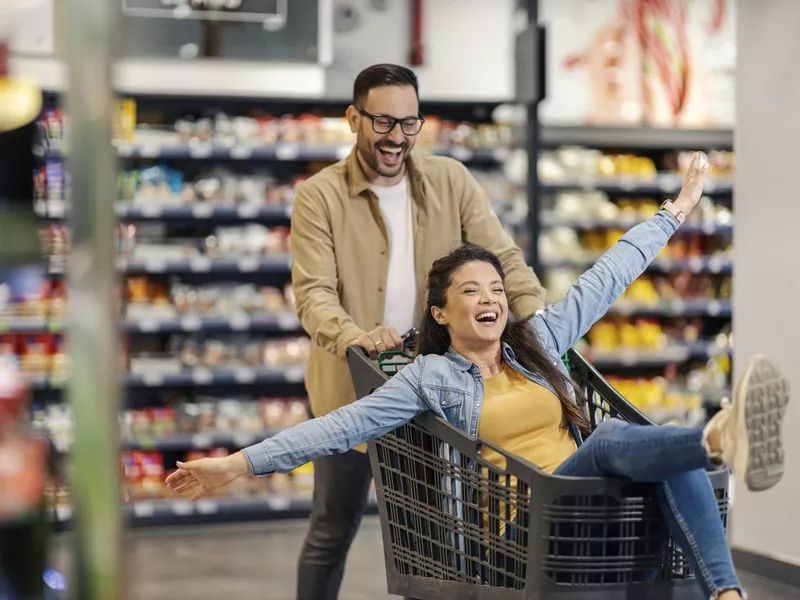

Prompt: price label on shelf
xmin=284 ymin=366 xmax=305 ymax=383
xmin=192 ymin=368 xmax=214 ymax=385
xmin=195 ymin=500 xmax=219 ymax=515
xmin=230 ymin=145 xmax=253 ymax=160
xmin=707 ymin=300 xmax=721 ymax=317
xmin=135 ymin=436 xmax=157 ymax=450
xmin=656 ymin=258 xmax=673 ymax=271
xmin=335 ymin=145 xmax=351 ymax=160
xmin=266 ymin=495 xmax=292 ymax=512
xmin=612 ymin=300 xmax=634 ymax=316
xmin=180 ymin=315 xmax=203 ymax=332
xmin=237 ymin=204 xmax=259 ymax=220
xmin=145 ymin=258 xmax=167 ymax=273
xmin=234 ymin=367 xmax=256 ymax=384
xmin=142 ymin=372 xmax=165 ymax=387
xmin=670 ymin=299 xmax=686 ymax=315
xmin=275 ymin=144 xmax=300 ymax=161
xmin=577 ymin=176 xmax=596 ymax=190
xmin=116 ymin=143 xmax=134 ymax=157
xmin=191 ymin=204 xmax=214 ymax=219
xmin=133 ymin=502 xmax=155 ymax=518
xmin=189 ymin=143 xmax=213 ymax=159
xmin=450 ymin=147 xmax=473 ymax=162
xmin=688 ymin=257 xmax=704 ymax=273
xmin=237 ymin=256 xmax=259 ymax=272
xmin=492 ymin=147 xmax=510 ymax=162
xmin=139 ymin=145 xmax=162 ymax=159
xmin=658 ymin=174 xmax=681 ymax=192
xmin=191 ymin=433 xmax=213 ymax=449
xmin=115 ymin=142 xmax=133 ymax=158
xmin=190 ymin=256 xmax=212 ymax=272
xmin=140 ymin=204 xmax=164 ymax=218
xmin=229 ymin=313 xmax=251 ymax=331
xmin=618 ymin=176 xmax=636 ymax=191
xmin=701 ymin=221 xmax=717 ymax=235
xmin=171 ymin=500 xmax=194 ymax=516
xmin=708 ymin=256 xmax=725 ymax=274
xmin=136 ymin=317 xmax=161 ymax=333
xmin=233 ymin=432 xmax=256 ymax=447
xmin=284 ymin=205 xmax=293 ymax=219
xmin=277 ymin=313 xmax=300 ymax=330
xmin=704 ymin=178 xmax=717 ymax=193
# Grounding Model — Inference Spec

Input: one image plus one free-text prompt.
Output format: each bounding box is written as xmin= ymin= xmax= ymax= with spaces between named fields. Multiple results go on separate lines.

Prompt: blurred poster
xmin=2 ymin=0 xmax=54 ymax=56
xmin=540 ymin=0 xmax=736 ymax=128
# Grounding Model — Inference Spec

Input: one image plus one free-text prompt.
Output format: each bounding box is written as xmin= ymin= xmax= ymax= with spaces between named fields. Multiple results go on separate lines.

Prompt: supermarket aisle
xmin=50 ymin=516 xmax=800 ymax=600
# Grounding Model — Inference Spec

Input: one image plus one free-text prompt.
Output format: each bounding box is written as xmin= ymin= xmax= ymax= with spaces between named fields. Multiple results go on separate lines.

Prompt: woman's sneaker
xmin=704 ymin=355 xmax=791 ymax=491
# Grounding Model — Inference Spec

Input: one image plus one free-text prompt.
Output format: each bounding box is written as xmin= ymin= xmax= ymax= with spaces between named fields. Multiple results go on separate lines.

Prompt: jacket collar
xmin=444 ymin=342 xmax=517 ymax=373
xmin=345 ymin=145 xmax=426 ymax=198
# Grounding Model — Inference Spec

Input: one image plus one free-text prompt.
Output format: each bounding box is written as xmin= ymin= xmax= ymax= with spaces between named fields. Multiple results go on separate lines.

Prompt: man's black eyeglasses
xmin=355 ymin=107 xmax=425 ymax=136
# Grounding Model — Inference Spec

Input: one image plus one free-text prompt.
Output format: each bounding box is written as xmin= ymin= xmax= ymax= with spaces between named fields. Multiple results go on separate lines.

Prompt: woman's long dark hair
xmin=417 ymin=244 xmax=590 ymax=433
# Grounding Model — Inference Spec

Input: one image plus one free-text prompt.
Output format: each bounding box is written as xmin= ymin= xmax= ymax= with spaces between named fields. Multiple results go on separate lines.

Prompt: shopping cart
xmin=346 ymin=345 xmax=729 ymax=600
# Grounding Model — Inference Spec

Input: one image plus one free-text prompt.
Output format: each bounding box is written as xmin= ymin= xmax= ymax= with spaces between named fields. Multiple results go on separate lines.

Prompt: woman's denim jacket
xmin=243 ymin=211 xmax=680 ymax=476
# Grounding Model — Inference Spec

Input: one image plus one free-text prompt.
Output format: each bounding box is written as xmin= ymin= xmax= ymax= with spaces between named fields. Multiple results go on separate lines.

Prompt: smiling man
xmin=289 ymin=63 xmax=546 ymax=600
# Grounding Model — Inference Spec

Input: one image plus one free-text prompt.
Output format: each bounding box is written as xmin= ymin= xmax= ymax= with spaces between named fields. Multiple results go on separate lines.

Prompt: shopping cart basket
xmin=346 ymin=346 xmax=730 ymax=600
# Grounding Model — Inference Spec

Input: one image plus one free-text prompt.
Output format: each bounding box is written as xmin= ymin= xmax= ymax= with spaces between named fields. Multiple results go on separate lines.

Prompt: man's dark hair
xmin=352 ymin=63 xmax=419 ymax=107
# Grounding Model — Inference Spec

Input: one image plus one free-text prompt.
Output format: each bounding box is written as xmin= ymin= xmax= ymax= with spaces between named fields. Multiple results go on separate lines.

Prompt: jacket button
xmin=378 ymin=286 xmax=384 ymax=292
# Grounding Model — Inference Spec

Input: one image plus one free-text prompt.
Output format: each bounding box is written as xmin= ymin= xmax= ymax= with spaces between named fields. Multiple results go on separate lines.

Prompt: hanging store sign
xmin=122 ymin=0 xmax=286 ymax=23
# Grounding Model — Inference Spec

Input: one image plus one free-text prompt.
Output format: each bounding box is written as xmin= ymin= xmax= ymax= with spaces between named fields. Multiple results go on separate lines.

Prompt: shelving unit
xmin=9 ymin=93 xmax=522 ymax=528
xmin=531 ymin=126 xmax=736 ymax=423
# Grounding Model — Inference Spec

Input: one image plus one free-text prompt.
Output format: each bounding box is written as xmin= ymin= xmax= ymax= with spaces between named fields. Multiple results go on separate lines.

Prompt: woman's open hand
xmin=673 ymin=151 xmax=710 ymax=216
xmin=165 ymin=451 xmax=251 ymax=501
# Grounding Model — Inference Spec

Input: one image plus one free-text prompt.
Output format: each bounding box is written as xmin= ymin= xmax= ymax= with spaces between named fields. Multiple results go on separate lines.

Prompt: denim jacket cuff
xmin=653 ymin=209 xmax=681 ymax=236
xmin=242 ymin=440 xmax=277 ymax=476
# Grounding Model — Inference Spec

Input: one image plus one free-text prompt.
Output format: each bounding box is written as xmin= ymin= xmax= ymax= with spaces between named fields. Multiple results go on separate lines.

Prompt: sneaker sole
xmin=735 ymin=356 xmax=791 ymax=491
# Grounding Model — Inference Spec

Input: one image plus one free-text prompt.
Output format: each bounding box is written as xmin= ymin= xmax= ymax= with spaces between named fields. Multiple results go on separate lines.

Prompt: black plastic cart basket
xmin=346 ymin=346 xmax=730 ymax=600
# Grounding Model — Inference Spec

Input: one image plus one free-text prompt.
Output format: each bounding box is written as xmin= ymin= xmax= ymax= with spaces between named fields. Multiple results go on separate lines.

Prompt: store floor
xmin=52 ymin=516 xmax=799 ymax=600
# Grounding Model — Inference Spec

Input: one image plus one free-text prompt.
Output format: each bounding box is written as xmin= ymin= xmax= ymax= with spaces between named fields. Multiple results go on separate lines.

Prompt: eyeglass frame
xmin=354 ymin=106 xmax=426 ymax=136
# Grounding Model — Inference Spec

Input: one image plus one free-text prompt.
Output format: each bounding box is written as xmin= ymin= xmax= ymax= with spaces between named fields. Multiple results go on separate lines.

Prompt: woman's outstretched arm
xmin=165 ymin=354 xmax=429 ymax=499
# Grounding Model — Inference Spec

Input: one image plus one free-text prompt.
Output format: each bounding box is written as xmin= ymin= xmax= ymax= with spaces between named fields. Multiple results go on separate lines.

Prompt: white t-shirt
xmin=369 ymin=176 xmax=417 ymax=336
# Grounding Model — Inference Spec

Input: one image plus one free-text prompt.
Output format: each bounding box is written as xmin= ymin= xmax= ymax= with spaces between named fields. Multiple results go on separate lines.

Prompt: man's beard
xmin=358 ymin=137 xmax=407 ymax=178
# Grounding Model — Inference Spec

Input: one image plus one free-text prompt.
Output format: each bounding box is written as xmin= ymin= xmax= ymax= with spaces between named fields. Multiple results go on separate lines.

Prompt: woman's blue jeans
xmin=553 ymin=419 xmax=743 ymax=599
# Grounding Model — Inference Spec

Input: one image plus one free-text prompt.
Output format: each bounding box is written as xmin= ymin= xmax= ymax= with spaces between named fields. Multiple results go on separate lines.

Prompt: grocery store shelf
xmin=540 ymin=175 xmax=733 ymax=195
xmin=124 ymin=312 xmax=302 ymax=335
xmin=0 ymin=313 xmax=303 ymax=335
xmin=586 ymin=342 xmax=731 ymax=368
xmin=117 ymin=202 xmax=293 ymax=223
xmin=52 ymin=495 xmax=378 ymax=529
xmin=126 ymin=366 xmax=306 ymax=388
xmin=118 ymin=255 xmax=292 ymax=275
xmin=541 ymin=213 xmax=733 ymax=235
xmin=47 ymin=140 xmax=510 ymax=163
xmin=0 ymin=317 xmax=64 ymax=333
xmin=29 ymin=366 xmax=306 ymax=391
xmin=541 ymin=256 xmax=733 ymax=274
xmin=122 ymin=430 xmax=278 ymax=452
xmin=608 ymin=299 xmax=732 ymax=318
xmin=540 ymin=126 xmax=734 ymax=149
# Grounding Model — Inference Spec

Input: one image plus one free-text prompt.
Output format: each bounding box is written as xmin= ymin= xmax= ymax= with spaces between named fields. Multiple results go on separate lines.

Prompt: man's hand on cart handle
xmin=355 ymin=326 xmax=404 ymax=360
